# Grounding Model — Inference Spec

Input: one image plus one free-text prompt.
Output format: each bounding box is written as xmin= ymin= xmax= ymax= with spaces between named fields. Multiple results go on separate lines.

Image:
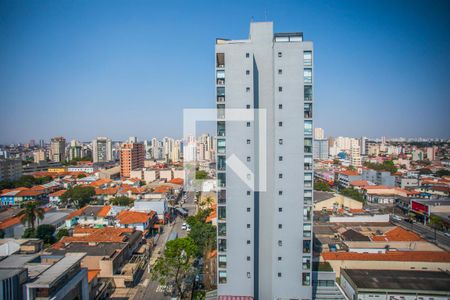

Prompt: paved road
xmin=133 ymin=192 xmax=197 ymax=300
xmin=391 ymin=217 xmax=450 ymax=250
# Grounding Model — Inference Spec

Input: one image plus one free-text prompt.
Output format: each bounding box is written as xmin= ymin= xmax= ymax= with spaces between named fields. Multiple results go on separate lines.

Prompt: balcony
xmin=304 ymin=146 xmax=312 ymax=153
xmin=216 ymin=78 xmax=225 ymax=85
xmin=304 ymin=163 xmax=312 ymax=170
xmin=218 ymin=190 xmax=226 ymax=204
xmin=217 ymin=96 xmax=225 ymax=102
xmin=304 ymin=111 xmax=313 ymax=119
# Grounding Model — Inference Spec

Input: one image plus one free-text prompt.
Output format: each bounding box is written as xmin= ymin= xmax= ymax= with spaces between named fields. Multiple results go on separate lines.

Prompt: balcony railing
xmin=304 ymin=112 xmax=313 ymax=118
xmin=217 ymin=78 xmax=225 ymax=85
xmin=217 ymin=96 xmax=225 ymax=102
xmin=304 ymin=146 xmax=312 ymax=153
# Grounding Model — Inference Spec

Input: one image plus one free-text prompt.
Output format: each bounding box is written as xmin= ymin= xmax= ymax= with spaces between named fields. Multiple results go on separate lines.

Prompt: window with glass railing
xmin=304 ymin=68 xmax=312 ymax=83
xmin=303 ymin=51 xmax=312 ymax=66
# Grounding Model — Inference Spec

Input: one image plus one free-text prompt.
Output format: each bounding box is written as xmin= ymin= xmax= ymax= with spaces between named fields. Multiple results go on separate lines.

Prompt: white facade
xmin=216 ymin=22 xmax=312 ymax=299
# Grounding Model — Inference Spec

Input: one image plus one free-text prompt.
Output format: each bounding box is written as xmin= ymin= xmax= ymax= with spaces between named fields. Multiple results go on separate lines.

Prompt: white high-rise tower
xmin=216 ymin=22 xmax=313 ymax=299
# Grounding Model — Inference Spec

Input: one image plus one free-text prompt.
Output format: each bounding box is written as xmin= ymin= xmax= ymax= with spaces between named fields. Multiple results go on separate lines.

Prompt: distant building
xmin=68 ymin=140 xmax=83 ymax=161
xmin=350 ymin=145 xmax=361 ymax=167
xmin=314 ymin=139 xmax=329 ymax=160
xmin=0 ymin=159 xmax=23 ymax=181
xmin=92 ymin=137 xmax=113 ymax=163
xmin=119 ymin=140 xmax=145 ymax=178
xmin=361 ymin=169 xmax=395 ymax=186
xmin=50 ymin=136 xmax=66 ymax=162
xmin=33 ymin=149 xmax=47 ymax=163
xmin=314 ymin=128 xmax=325 ymax=140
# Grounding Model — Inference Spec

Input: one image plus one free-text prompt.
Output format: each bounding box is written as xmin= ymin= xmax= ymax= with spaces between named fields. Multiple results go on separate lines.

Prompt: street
xmin=133 ymin=192 xmax=197 ymax=300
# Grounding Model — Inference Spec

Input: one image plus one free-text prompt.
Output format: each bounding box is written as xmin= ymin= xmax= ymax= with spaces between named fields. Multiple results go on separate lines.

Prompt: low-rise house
xmin=133 ymin=194 xmax=169 ymax=223
xmin=336 ymin=170 xmax=361 ymax=189
xmin=49 ymin=227 xmax=144 ymax=288
xmin=65 ymin=205 xmax=112 ymax=228
xmin=361 ymin=169 xmax=396 ymax=187
xmin=48 ymin=189 xmax=66 ymax=206
xmin=362 ymin=186 xmax=419 ymax=204
xmin=115 ymin=210 xmax=158 ymax=232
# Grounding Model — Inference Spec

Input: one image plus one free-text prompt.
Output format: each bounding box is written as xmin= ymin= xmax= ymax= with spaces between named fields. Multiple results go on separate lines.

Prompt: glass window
xmin=304 ymin=51 xmax=312 ymax=66
xmin=218 ymin=239 xmax=227 ymax=252
xmin=303 ymin=240 xmax=311 ymax=253
xmin=218 ymin=206 xmax=226 ymax=220
xmin=278 ymin=52 xmax=282 ymax=57
xmin=304 ymin=137 xmax=313 ymax=153
xmin=304 ymin=68 xmax=312 ymax=83
xmin=279 ymin=104 xmax=283 ymax=109
xmin=246 ymin=70 xmax=250 ymax=75
xmin=304 ymin=120 xmax=313 ymax=136
xmin=219 ymin=270 xmax=227 ymax=283
xmin=218 ymin=222 xmax=227 ymax=236
xmin=217 ymin=70 xmax=225 ymax=79
xmin=278 ymin=86 xmax=283 ymax=92
xmin=218 ymin=190 xmax=226 ymax=204
xmin=246 ymin=53 xmax=250 ymax=58
xmin=217 ymin=121 xmax=225 ymax=137
xmin=304 ymin=103 xmax=312 ymax=118
xmin=218 ymin=155 xmax=226 ymax=171
xmin=217 ymin=104 xmax=225 ymax=119
xmin=218 ymin=172 xmax=226 ymax=187
xmin=302 ymin=272 xmax=311 ymax=286
xmin=302 ymin=256 xmax=311 ymax=270
xmin=304 ymin=156 xmax=313 ymax=170
xmin=217 ymin=139 xmax=226 ymax=154
xmin=219 ymin=255 xmax=227 ymax=268
xmin=304 ymin=206 xmax=312 ymax=222
xmin=216 ymin=53 xmax=225 ymax=67
xmin=304 ymin=86 xmax=313 ymax=101
xmin=217 ymin=86 xmax=225 ymax=96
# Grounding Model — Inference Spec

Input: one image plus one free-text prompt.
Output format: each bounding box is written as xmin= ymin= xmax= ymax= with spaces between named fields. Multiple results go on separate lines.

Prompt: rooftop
xmin=343 ymin=269 xmax=450 ymax=292
xmin=322 ymin=251 xmax=450 ymax=262
xmin=371 ymin=226 xmax=422 ymax=242
xmin=26 ymin=253 xmax=86 ymax=288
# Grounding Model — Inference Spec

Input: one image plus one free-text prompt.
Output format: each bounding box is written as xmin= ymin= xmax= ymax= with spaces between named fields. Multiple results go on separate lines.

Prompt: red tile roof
xmin=49 ymin=190 xmax=67 ymax=197
xmin=371 ymin=227 xmax=422 ymax=242
xmin=95 ymin=187 xmax=119 ymax=196
xmin=350 ymin=180 xmax=369 ymax=187
xmin=169 ymin=178 xmax=184 ymax=185
xmin=339 ymin=170 xmax=359 ymax=176
xmin=116 ymin=210 xmax=156 ymax=224
xmin=322 ymin=251 xmax=450 ymax=262
xmin=0 ymin=215 xmax=23 ymax=229
xmin=55 ymin=227 xmax=139 ymax=246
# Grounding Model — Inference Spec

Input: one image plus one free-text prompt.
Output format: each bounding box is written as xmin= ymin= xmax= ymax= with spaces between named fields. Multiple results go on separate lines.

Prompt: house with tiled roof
xmin=114 ymin=210 xmax=158 ymax=232
xmin=336 ymin=170 xmax=361 ymax=188
xmin=48 ymin=189 xmax=66 ymax=206
xmin=65 ymin=205 xmax=112 ymax=228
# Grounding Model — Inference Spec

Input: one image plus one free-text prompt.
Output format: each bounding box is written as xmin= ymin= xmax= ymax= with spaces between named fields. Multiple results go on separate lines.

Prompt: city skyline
xmin=0 ymin=0 xmax=449 ymax=143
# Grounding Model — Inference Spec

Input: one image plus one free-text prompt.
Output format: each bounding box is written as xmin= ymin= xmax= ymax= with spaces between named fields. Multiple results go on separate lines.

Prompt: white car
xmin=391 ymin=215 xmax=402 ymax=221
xmin=444 ymin=232 xmax=450 ymax=238
xmin=186 ymin=225 xmax=191 ymax=232
xmin=181 ymin=223 xmax=187 ymax=230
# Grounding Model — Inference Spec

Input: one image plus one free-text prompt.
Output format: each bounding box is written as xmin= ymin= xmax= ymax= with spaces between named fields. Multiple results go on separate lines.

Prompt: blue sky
xmin=0 ymin=0 xmax=449 ymax=143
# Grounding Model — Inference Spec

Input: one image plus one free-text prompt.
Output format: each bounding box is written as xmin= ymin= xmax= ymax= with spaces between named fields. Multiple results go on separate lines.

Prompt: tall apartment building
xmin=50 ymin=137 xmax=66 ymax=162
xmin=215 ymin=22 xmax=313 ymax=299
xmin=119 ymin=140 xmax=145 ymax=178
xmin=92 ymin=137 xmax=113 ymax=163
xmin=0 ymin=159 xmax=23 ymax=181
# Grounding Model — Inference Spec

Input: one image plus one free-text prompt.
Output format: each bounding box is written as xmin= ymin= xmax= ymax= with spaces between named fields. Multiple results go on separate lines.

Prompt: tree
xmin=339 ymin=188 xmax=364 ymax=203
xmin=363 ymin=161 xmax=397 ymax=174
xmin=17 ymin=201 xmax=45 ymax=230
xmin=22 ymin=228 xmax=36 ymax=238
xmin=110 ymin=196 xmax=134 ymax=206
xmin=151 ymin=237 xmax=198 ymax=299
xmin=435 ymin=169 xmax=450 ymax=177
xmin=60 ymin=185 xmax=95 ymax=208
xmin=77 ymin=173 xmax=87 ymax=179
xmin=348 ymin=165 xmax=356 ymax=171
xmin=186 ymin=208 xmax=216 ymax=257
xmin=429 ymin=215 xmax=444 ymax=242
xmin=195 ymin=170 xmax=208 ymax=180
xmin=201 ymin=196 xmax=214 ymax=208
xmin=314 ymin=181 xmax=332 ymax=192
xmin=36 ymin=224 xmax=56 ymax=244
xmin=56 ymin=228 xmax=69 ymax=241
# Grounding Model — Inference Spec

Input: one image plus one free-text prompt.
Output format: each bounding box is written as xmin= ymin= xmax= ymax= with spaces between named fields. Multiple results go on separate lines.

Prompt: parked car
xmin=444 ymin=232 xmax=450 ymax=238
xmin=181 ymin=223 xmax=187 ymax=230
